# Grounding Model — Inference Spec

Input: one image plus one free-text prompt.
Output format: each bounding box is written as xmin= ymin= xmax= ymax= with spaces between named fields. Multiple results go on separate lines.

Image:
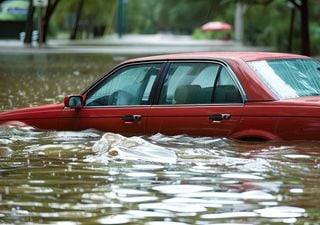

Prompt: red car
xmin=1 ymin=52 xmax=320 ymax=141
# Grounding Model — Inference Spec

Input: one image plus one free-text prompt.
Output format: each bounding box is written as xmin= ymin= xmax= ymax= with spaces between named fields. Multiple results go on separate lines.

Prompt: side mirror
xmin=64 ymin=95 xmax=83 ymax=109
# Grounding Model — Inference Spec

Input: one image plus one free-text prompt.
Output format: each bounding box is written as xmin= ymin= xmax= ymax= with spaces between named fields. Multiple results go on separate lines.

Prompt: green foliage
xmin=51 ymin=0 xmax=116 ymax=37
xmin=192 ymin=28 xmax=232 ymax=40
xmin=310 ymin=23 xmax=320 ymax=56
xmin=192 ymin=28 xmax=211 ymax=40
xmin=242 ymin=0 xmax=320 ymax=55
xmin=47 ymin=0 xmax=320 ymax=55
xmin=243 ymin=1 xmax=288 ymax=46
xmin=127 ymin=0 xmax=233 ymax=34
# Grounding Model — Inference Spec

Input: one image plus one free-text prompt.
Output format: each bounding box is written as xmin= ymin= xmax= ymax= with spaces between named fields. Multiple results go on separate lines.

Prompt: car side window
xmin=213 ymin=67 xmax=243 ymax=103
xmin=159 ymin=62 xmax=242 ymax=105
xmin=159 ymin=62 xmax=219 ymax=104
xmin=85 ymin=63 xmax=161 ymax=106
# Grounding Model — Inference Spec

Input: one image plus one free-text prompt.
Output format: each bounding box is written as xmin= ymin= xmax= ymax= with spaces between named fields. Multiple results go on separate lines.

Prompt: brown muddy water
xmin=0 ymin=53 xmax=320 ymax=225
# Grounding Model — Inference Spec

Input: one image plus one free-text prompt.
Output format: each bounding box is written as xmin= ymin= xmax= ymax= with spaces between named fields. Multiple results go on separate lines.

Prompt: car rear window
xmin=248 ymin=58 xmax=320 ymax=99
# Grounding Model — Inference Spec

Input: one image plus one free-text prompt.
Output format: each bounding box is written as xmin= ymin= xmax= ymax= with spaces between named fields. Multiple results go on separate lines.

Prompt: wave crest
xmin=89 ymin=133 xmax=177 ymax=164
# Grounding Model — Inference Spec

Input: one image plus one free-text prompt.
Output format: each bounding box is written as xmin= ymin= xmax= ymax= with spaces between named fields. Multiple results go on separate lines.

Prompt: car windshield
xmin=248 ymin=58 xmax=320 ymax=99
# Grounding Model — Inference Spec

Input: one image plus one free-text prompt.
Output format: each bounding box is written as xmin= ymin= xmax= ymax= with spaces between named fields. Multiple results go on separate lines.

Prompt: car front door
xmin=147 ymin=61 xmax=244 ymax=137
xmin=63 ymin=62 xmax=163 ymax=135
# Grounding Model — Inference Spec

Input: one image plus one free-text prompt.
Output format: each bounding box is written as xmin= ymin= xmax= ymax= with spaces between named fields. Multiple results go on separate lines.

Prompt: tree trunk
xmin=24 ymin=0 xmax=34 ymax=44
xmin=289 ymin=0 xmax=310 ymax=56
xmin=234 ymin=0 xmax=246 ymax=44
xmin=288 ymin=7 xmax=295 ymax=52
xmin=40 ymin=0 xmax=60 ymax=44
xmin=70 ymin=0 xmax=84 ymax=40
xmin=300 ymin=0 xmax=310 ymax=56
xmin=117 ymin=0 xmax=124 ymax=38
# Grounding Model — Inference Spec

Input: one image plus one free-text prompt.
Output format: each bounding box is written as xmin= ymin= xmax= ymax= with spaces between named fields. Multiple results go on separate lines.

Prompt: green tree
xmin=41 ymin=0 xmax=60 ymax=43
xmin=52 ymin=0 xmax=116 ymax=39
xmin=242 ymin=0 xmax=315 ymax=55
xmin=127 ymin=0 xmax=234 ymax=34
xmin=24 ymin=0 xmax=34 ymax=44
xmin=23 ymin=0 xmax=320 ymax=55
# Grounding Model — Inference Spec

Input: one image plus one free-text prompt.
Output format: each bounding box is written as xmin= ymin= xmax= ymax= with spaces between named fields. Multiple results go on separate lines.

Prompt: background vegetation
xmin=47 ymin=0 xmax=320 ymax=55
xmin=12 ymin=0 xmax=319 ymax=55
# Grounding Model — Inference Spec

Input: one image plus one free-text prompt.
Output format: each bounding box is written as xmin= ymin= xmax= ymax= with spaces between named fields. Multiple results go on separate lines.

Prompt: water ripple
xmin=0 ymin=126 xmax=319 ymax=224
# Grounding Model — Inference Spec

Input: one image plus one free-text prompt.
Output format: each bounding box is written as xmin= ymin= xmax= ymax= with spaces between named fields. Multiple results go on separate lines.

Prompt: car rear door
xmin=62 ymin=62 xmax=163 ymax=136
xmin=146 ymin=61 xmax=245 ymax=137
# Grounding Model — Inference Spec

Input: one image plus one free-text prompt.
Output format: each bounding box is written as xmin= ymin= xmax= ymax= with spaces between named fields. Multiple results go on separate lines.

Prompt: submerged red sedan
xmin=1 ymin=52 xmax=320 ymax=141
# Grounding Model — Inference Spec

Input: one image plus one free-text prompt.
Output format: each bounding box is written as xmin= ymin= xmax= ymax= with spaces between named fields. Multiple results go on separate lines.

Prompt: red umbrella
xmin=201 ymin=21 xmax=232 ymax=32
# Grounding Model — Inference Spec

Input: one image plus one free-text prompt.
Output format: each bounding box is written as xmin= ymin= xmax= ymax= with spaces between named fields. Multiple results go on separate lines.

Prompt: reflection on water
xmin=0 ymin=126 xmax=319 ymax=224
xmin=0 ymin=53 xmax=320 ymax=224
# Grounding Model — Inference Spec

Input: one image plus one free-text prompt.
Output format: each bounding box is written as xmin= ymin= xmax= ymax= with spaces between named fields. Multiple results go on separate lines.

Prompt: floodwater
xmin=0 ymin=53 xmax=320 ymax=224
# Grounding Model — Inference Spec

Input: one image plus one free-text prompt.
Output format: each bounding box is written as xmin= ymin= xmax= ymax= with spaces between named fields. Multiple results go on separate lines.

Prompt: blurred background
xmin=0 ymin=0 xmax=319 ymax=56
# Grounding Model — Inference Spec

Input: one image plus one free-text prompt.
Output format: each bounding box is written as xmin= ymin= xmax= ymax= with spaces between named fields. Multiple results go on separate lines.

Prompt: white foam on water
xmin=89 ymin=132 xmax=177 ymax=164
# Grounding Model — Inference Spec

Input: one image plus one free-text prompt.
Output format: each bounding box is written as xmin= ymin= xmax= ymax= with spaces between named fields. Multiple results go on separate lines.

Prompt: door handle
xmin=122 ymin=114 xmax=142 ymax=122
xmin=209 ymin=113 xmax=231 ymax=122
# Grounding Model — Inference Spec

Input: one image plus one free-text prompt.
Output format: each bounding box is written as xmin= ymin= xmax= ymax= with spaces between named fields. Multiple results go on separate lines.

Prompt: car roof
xmin=123 ymin=52 xmax=309 ymax=64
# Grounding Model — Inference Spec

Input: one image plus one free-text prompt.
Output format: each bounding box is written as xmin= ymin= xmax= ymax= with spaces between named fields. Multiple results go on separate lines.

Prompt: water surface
xmin=0 ymin=53 xmax=120 ymax=110
xmin=0 ymin=53 xmax=320 ymax=224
